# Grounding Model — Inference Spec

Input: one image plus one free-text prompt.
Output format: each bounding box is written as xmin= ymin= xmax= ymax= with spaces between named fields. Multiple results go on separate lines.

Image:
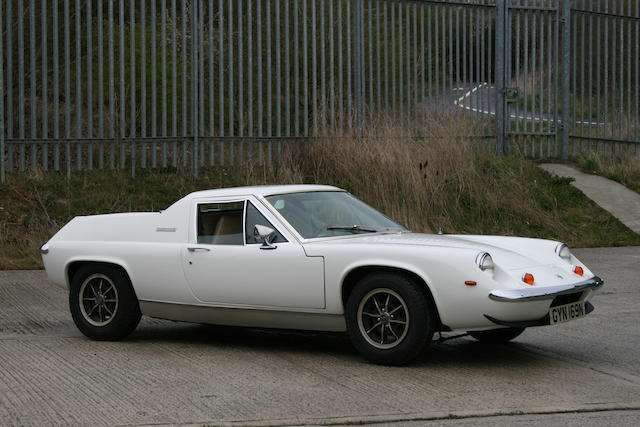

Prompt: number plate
xmin=549 ymin=301 xmax=586 ymax=325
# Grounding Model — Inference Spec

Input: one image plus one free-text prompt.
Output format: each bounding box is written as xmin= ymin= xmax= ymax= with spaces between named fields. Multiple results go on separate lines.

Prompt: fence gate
xmin=495 ymin=0 xmax=568 ymax=158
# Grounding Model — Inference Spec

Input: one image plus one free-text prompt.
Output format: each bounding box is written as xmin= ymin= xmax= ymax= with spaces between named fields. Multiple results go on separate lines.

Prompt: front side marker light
xmin=573 ymin=266 xmax=584 ymax=276
xmin=464 ymin=281 xmax=477 ymax=286
xmin=522 ymin=273 xmax=535 ymax=286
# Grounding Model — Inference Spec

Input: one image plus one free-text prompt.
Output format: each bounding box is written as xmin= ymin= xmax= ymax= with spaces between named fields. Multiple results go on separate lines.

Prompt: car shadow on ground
xmin=126 ymin=320 xmax=544 ymax=369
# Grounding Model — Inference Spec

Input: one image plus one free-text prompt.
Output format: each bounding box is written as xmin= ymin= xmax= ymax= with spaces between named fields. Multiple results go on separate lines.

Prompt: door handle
xmin=187 ymin=247 xmax=210 ymax=252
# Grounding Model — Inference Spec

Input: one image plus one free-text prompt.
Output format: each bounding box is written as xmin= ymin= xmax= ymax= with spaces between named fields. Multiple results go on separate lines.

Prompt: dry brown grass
xmin=574 ymin=152 xmax=640 ymax=194
xmin=274 ymin=114 xmax=566 ymax=236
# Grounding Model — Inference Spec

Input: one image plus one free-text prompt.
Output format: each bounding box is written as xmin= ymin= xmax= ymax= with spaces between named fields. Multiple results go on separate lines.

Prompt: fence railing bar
xmin=191 ymin=0 xmax=199 ymax=176
xmin=427 ymin=5 xmax=431 ymax=110
xmin=311 ymin=0 xmax=317 ymax=135
xmin=627 ymin=0 xmax=632 ymax=153
xmin=97 ymin=0 xmax=104 ymax=169
xmin=257 ymin=0 xmax=264 ymax=163
xmin=118 ymin=0 xmax=125 ymax=170
xmin=266 ymin=0 xmax=273 ymax=163
xmin=41 ymin=0 xmax=49 ymax=171
xmin=328 ymin=1 xmax=335 ymax=130
xmin=319 ymin=0 xmax=326 ymax=133
xmin=570 ymin=136 xmax=640 ymax=146
xmin=107 ymin=0 xmax=114 ymax=169
xmin=257 ymin=0 xmax=264 ymax=147
xmin=65 ymin=0 xmax=72 ymax=176
xmin=228 ymin=0 xmax=234 ymax=165
xmin=140 ymin=0 xmax=147 ymax=169
xmin=181 ymin=0 xmax=188 ymax=165
xmin=368 ymin=1 xmax=374 ymax=118
xmin=87 ymin=0 xmax=93 ymax=169
xmin=248 ymin=0 xmax=254 ymax=163
xmin=408 ymin=1 xmax=495 ymax=9
xmin=130 ymin=0 xmax=136 ymax=175
xmin=494 ymin=0 xmax=505 ymax=155
xmin=285 ymin=0 xmax=292 ymax=136
xmin=275 ymin=0 xmax=282 ymax=152
xmin=170 ymin=0 xmax=177 ymax=167
xmin=218 ymin=0 xmax=225 ymax=164
xmin=151 ymin=0 xmax=157 ymax=168
xmin=378 ymin=0 xmax=382 ymax=111
xmin=76 ymin=0 xmax=83 ymax=170
xmin=30 ymin=0 xmax=37 ymax=170
xmin=0 ymin=0 xmax=4 ymax=182
xmin=6 ymin=1 xmax=13 ymax=173
xmin=397 ymin=2 xmax=403 ymax=119
xmin=238 ymin=0 xmax=244 ymax=140
xmin=571 ymin=8 xmax=640 ymax=22
xmin=637 ymin=0 xmax=640 ymax=155
xmin=198 ymin=2 xmax=205 ymax=166
xmin=413 ymin=2 xmax=418 ymax=119
xmin=18 ymin=0 xmax=25 ymax=171
xmin=159 ymin=0 xmax=167 ymax=167
xmin=302 ymin=0 xmax=309 ymax=138
xmin=291 ymin=0 xmax=298 ymax=137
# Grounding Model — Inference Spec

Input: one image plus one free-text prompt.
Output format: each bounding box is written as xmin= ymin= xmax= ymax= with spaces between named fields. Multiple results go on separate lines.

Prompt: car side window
xmin=245 ymin=202 xmax=287 ymax=244
xmin=197 ymin=202 xmax=244 ymax=245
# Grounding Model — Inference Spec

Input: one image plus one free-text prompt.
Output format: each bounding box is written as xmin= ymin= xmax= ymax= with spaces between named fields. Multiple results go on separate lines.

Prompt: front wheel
xmin=69 ymin=264 xmax=141 ymax=341
xmin=468 ymin=327 xmax=525 ymax=343
xmin=345 ymin=273 xmax=434 ymax=366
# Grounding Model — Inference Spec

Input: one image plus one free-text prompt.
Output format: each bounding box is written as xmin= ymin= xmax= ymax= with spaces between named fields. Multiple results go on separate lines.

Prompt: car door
xmin=180 ymin=196 xmax=325 ymax=309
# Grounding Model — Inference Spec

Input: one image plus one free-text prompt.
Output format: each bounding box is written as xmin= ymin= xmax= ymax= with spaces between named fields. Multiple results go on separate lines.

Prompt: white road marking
xmin=453 ymin=83 xmax=606 ymax=126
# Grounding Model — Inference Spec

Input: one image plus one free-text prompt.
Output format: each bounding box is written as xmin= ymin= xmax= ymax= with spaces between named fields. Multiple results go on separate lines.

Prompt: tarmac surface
xmin=424 ymin=83 xmax=607 ymax=127
xmin=1 ymin=247 xmax=639 ymax=426
xmin=540 ymin=163 xmax=640 ymax=234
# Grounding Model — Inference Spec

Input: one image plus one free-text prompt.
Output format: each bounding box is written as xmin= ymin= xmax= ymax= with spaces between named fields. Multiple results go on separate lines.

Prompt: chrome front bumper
xmin=488 ymin=276 xmax=604 ymax=302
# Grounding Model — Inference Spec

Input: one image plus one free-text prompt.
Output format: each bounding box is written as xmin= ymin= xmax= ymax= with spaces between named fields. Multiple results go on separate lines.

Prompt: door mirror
xmin=253 ymin=225 xmax=277 ymax=250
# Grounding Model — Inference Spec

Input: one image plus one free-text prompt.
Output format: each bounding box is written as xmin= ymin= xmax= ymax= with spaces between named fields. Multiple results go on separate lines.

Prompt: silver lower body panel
xmin=139 ymin=300 xmax=347 ymax=332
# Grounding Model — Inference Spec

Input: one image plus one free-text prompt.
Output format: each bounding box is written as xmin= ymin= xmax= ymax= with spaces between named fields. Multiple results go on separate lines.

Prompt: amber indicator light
xmin=464 ymin=281 xmax=477 ymax=286
xmin=522 ymin=273 xmax=535 ymax=285
xmin=574 ymin=266 xmax=584 ymax=276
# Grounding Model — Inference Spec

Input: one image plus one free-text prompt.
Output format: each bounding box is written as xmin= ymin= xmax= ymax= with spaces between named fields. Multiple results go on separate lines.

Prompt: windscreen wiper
xmin=326 ymin=225 xmax=379 ymax=233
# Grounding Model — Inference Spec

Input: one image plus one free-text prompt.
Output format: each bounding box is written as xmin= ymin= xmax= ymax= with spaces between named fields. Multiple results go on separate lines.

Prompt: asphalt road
xmin=1 ymin=247 xmax=639 ymax=426
xmin=424 ymin=83 xmax=606 ymax=127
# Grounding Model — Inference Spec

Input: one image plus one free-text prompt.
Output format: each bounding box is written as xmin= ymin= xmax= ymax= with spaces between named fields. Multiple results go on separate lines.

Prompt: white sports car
xmin=41 ymin=185 xmax=603 ymax=365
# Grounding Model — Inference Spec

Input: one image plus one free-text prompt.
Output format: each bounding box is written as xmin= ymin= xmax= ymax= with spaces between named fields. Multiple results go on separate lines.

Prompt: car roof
xmin=187 ymin=184 xmax=343 ymax=199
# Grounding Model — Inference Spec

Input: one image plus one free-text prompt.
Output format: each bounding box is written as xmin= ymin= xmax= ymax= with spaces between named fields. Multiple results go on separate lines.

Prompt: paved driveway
xmin=1 ymin=247 xmax=639 ymax=426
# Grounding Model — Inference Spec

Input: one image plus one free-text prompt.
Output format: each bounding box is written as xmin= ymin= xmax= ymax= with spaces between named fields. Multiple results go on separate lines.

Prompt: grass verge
xmin=573 ymin=153 xmax=640 ymax=194
xmin=2 ymin=117 xmax=639 ymax=270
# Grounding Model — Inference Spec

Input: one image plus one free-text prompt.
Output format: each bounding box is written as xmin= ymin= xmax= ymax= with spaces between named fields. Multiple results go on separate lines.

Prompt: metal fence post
xmin=494 ymin=0 xmax=507 ymax=156
xmin=191 ymin=0 xmax=199 ymax=177
xmin=354 ymin=0 xmax=365 ymax=133
xmin=0 ymin=1 xmax=4 ymax=183
xmin=560 ymin=0 xmax=571 ymax=160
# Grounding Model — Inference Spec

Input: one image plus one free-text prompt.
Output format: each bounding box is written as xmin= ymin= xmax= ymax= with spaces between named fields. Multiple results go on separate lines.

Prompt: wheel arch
xmin=66 ymin=259 xmax=135 ymax=294
xmin=340 ymin=265 xmax=448 ymax=332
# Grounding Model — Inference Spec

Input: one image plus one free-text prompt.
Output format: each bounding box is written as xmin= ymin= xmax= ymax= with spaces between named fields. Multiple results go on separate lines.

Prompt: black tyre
xmin=345 ymin=272 xmax=434 ymax=365
xmin=69 ymin=264 xmax=141 ymax=340
xmin=468 ymin=327 xmax=525 ymax=343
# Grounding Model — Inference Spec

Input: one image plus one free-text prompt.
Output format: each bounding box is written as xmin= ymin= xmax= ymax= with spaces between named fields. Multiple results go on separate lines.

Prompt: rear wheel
xmin=345 ymin=272 xmax=434 ymax=365
xmin=468 ymin=327 xmax=525 ymax=343
xmin=69 ymin=264 xmax=141 ymax=340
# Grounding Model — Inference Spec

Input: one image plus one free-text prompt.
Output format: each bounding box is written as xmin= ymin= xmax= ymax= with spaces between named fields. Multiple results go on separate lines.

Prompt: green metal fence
xmin=0 ymin=1 xmax=638 ymax=181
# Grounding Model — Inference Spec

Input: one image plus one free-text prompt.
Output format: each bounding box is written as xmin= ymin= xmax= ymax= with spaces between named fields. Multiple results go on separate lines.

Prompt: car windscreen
xmin=265 ymin=191 xmax=407 ymax=239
